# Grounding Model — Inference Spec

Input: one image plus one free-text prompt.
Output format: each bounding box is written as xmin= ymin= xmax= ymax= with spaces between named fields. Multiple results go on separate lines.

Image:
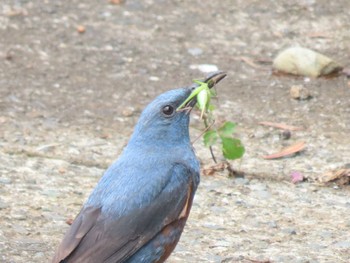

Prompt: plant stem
xmin=203 ymin=116 xmax=217 ymax=163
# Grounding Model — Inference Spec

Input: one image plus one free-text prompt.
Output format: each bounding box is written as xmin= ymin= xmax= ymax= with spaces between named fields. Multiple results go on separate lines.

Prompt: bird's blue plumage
xmin=85 ymin=88 xmax=199 ymax=217
xmin=53 ymin=87 xmax=200 ymax=263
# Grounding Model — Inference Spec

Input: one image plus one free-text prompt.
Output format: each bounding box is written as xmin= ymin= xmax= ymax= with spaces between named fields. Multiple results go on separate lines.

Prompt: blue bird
xmin=53 ymin=72 xmax=226 ymax=263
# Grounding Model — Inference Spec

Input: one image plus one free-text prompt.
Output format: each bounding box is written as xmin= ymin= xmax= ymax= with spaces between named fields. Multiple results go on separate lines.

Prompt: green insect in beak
xmin=177 ymin=80 xmax=214 ymax=119
xmin=193 ymin=80 xmax=211 ymax=119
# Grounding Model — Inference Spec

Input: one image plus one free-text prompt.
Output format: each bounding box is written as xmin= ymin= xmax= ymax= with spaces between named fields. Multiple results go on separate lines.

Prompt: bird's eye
xmin=162 ymin=105 xmax=175 ymax=116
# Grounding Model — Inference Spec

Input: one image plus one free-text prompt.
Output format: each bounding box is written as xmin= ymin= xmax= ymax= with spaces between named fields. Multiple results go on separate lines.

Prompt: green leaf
xmin=218 ymin=121 xmax=236 ymax=138
xmin=207 ymin=104 xmax=215 ymax=111
xmin=221 ymin=137 xmax=245 ymax=160
xmin=203 ymin=130 xmax=219 ymax=147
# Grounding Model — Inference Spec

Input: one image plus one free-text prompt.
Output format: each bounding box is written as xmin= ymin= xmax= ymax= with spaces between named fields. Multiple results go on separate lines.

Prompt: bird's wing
xmin=52 ymin=206 xmax=101 ymax=263
xmin=52 ymin=163 xmax=198 ymax=263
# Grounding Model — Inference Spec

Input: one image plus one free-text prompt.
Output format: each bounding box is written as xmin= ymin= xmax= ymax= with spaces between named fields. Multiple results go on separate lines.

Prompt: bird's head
xmin=129 ymin=88 xmax=195 ymax=147
xmin=128 ymin=72 xmax=226 ymax=147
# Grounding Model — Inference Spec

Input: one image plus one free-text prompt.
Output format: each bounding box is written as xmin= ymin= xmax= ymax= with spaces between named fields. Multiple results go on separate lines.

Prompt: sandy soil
xmin=0 ymin=1 xmax=349 ymax=262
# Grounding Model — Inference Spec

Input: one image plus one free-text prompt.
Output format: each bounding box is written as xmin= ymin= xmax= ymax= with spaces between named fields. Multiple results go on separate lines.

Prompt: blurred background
xmin=0 ymin=1 xmax=349 ymax=262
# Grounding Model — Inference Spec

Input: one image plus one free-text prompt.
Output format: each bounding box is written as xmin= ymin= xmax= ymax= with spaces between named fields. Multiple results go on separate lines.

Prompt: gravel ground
xmin=0 ymin=1 xmax=349 ymax=262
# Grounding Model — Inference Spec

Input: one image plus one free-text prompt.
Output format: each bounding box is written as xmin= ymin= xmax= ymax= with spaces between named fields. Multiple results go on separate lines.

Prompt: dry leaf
xmin=202 ymin=162 xmax=227 ymax=176
xmin=307 ymin=32 xmax=332 ymax=39
xmin=318 ymin=169 xmax=350 ymax=186
xmin=262 ymin=141 xmax=306 ymax=159
xmin=259 ymin=121 xmax=303 ymax=131
xmin=202 ymin=162 xmax=244 ymax=177
xmin=240 ymin=56 xmax=262 ymax=69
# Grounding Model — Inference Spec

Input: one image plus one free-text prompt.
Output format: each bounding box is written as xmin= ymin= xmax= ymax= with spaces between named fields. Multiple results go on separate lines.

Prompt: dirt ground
xmin=0 ymin=1 xmax=349 ymax=262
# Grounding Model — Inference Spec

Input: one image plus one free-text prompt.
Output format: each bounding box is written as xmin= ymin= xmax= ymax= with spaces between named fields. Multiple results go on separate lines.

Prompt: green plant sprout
xmin=178 ymin=79 xmax=245 ymax=163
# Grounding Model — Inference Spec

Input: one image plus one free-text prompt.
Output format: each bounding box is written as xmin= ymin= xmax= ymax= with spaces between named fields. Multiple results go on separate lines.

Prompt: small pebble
xmin=68 ymin=147 xmax=80 ymax=155
xmin=187 ymin=47 xmax=203 ymax=56
xmin=0 ymin=200 xmax=9 ymax=209
xmin=189 ymin=64 xmax=219 ymax=73
xmin=13 ymin=224 xmax=28 ymax=234
xmin=280 ymin=129 xmax=291 ymax=140
xmin=33 ymin=252 xmax=45 ymax=260
xmin=76 ymin=25 xmax=86 ymax=33
xmin=122 ymin=108 xmax=135 ymax=117
xmin=36 ymin=144 xmax=57 ymax=153
xmin=268 ymin=221 xmax=278 ymax=228
xmin=290 ymin=85 xmax=311 ymax=100
xmin=41 ymin=189 xmax=60 ymax=197
xmin=203 ymin=223 xmax=221 ymax=230
xmin=253 ymin=190 xmax=271 ymax=199
xmin=333 ymin=240 xmax=350 ymax=249
xmin=234 ymin=177 xmax=249 ymax=185
xmin=0 ymin=177 xmax=12 ymax=184
xmin=249 ymin=183 xmax=267 ymax=191
xmin=109 ymin=0 xmax=124 ymax=4
xmin=12 ymin=214 xmax=27 ymax=220
xmin=149 ymin=76 xmax=159 ymax=81
xmin=283 ymin=228 xmax=297 ymax=235
xmin=58 ymin=167 xmax=66 ymax=174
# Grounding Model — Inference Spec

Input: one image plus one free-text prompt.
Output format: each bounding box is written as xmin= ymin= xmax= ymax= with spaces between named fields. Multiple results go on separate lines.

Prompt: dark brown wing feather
xmin=52 ymin=206 xmax=101 ymax=263
xmin=52 ymin=164 xmax=197 ymax=263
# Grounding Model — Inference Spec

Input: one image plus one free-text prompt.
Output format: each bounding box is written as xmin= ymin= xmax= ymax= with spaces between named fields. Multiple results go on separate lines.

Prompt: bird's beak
xmin=201 ymin=71 xmax=227 ymax=89
xmin=185 ymin=71 xmax=227 ymax=109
